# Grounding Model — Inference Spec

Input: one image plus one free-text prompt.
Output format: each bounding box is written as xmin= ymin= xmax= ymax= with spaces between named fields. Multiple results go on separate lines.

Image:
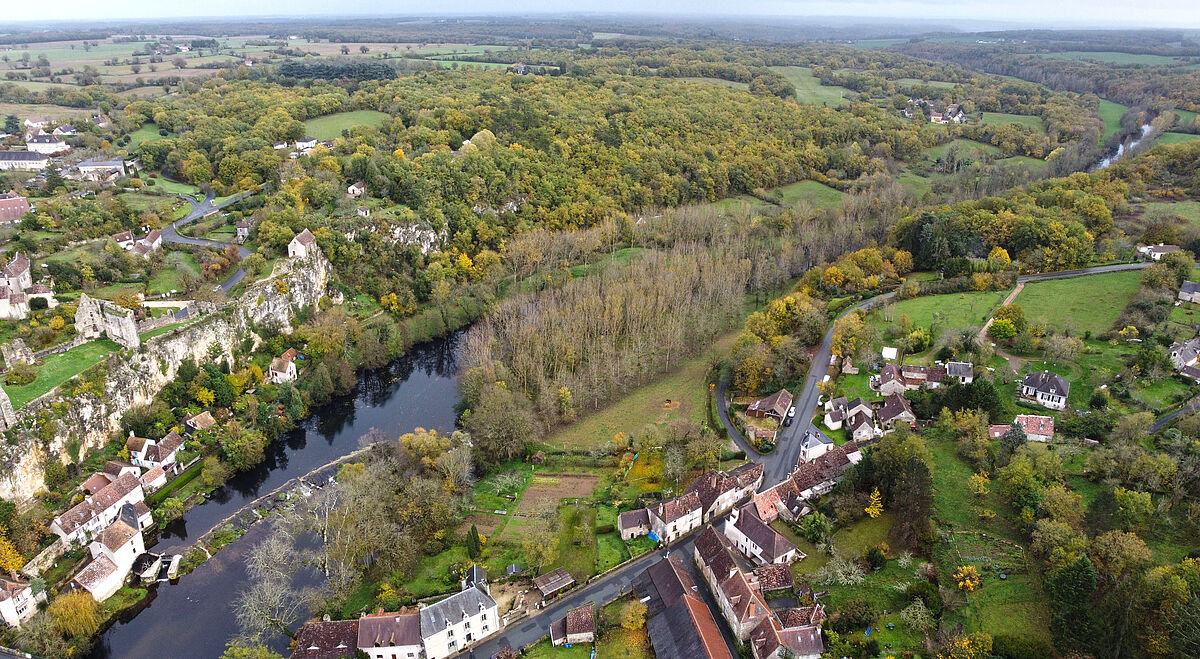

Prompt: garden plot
xmin=513 ymin=474 xmax=600 ymax=517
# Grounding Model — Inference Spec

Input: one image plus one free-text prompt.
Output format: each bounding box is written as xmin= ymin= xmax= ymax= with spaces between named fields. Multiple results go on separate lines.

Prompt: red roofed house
xmin=49 ymin=472 xmax=147 ymax=545
xmin=634 ymin=553 xmax=733 ymax=659
xmin=648 ymin=491 xmax=702 ymax=544
xmin=746 ymin=389 xmax=793 ymax=420
xmin=550 ymin=602 xmax=596 ymax=646
xmin=1014 ymin=414 xmax=1055 ymax=442
xmin=0 ymin=573 xmax=45 ymax=629
xmin=0 ymin=192 xmax=30 ymax=224
xmin=291 ymin=618 xmax=360 ymax=659
xmin=269 ymin=348 xmax=299 ymax=384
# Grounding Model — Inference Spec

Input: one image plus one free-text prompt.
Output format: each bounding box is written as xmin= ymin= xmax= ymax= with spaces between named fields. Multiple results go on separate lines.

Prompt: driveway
xmin=162 ymin=191 xmax=254 ymax=295
xmin=718 ymin=261 xmax=1152 ymax=488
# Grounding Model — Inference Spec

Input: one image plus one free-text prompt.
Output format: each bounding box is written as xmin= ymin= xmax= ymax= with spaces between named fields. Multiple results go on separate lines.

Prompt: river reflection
xmin=87 ymin=334 xmax=460 ymax=658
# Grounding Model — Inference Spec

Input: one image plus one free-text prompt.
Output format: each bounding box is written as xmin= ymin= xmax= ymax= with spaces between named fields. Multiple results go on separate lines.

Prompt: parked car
xmin=784 ymin=406 xmax=797 ymax=426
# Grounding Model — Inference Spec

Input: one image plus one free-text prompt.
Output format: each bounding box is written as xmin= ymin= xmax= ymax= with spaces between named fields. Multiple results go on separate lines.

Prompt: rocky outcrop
xmin=0 ymin=248 xmax=332 ymax=503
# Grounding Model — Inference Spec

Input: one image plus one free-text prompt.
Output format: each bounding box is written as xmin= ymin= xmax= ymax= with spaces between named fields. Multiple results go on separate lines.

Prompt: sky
xmin=4 ymin=1 xmax=1200 ymax=29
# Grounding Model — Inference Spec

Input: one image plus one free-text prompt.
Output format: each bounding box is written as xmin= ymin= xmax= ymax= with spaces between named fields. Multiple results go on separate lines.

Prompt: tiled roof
xmin=778 ymin=606 xmax=826 ymax=628
xmin=747 ymin=389 xmax=793 ymax=417
xmin=684 ymin=464 xmax=762 ymax=514
xmin=879 ymin=393 xmax=914 ymax=424
xmin=0 ymin=575 xmax=31 ymax=603
xmin=72 ymin=554 xmax=118 ymax=592
xmin=82 ymin=472 xmax=113 ymax=494
xmin=733 ymin=504 xmax=797 ymax=562
xmin=292 ymin=619 xmax=360 ymax=659
xmin=879 ymin=363 xmax=902 ymax=384
xmin=652 ymin=491 xmax=701 ymax=524
xmin=125 ymin=435 xmax=149 ymax=453
xmin=753 ymin=564 xmax=794 ymax=591
xmin=294 ymin=228 xmax=316 ymax=245
xmin=695 ymin=526 xmax=736 ymax=580
xmin=3 ymin=252 xmax=29 ymax=277
xmin=357 ymin=608 xmax=420 ymax=649
xmin=566 ymin=601 xmax=596 ymax=635
xmin=718 ymin=567 xmax=769 ymax=624
xmin=1014 ymin=414 xmax=1054 ymax=436
xmin=96 ymin=519 xmax=137 ymax=553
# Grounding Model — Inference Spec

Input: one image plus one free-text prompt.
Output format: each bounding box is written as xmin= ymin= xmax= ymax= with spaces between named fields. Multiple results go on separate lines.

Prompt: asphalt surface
xmin=717 ymin=261 xmax=1154 ymax=489
xmin=162 ymin=191 xmax=253 ymax=295
xmin=468 ymin=530 xmax=738 ymax=659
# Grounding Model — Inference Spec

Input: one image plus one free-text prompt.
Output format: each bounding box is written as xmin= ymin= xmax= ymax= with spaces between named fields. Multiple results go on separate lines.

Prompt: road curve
xmin=718 ymin=261 xmax=1152 ymax=488
xmin=161 ymin=191 xmax=254 ymax=295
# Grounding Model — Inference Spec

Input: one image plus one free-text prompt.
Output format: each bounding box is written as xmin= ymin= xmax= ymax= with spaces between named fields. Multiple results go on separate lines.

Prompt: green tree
xmin=987 ymin=318 xmax=1017 ymax=341
xmin=1045 ymin=556 xmax=1098 ymax=655
xmin=3 ymin=115 xmax=18 ymax=134
xmin=466 ymin=524 xmax=481 ymax=559
xmin=220 ymin=642 xmax=285 ymax=659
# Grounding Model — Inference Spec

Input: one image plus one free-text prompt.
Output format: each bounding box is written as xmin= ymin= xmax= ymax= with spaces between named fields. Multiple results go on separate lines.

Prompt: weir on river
xmin=86 ymin=334 xmax=460 ymax=659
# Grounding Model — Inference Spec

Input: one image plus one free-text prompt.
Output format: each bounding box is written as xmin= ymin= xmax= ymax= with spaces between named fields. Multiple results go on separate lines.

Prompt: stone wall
xmin=0 ymin=248 xmax=332 ymax=503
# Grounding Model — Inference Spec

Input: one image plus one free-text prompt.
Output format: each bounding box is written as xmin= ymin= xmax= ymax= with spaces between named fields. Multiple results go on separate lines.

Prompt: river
xmin=86 ymin=333 xmax=461 ymax=658
xmin=1094 ymin=123 xmax=1152 ymax=170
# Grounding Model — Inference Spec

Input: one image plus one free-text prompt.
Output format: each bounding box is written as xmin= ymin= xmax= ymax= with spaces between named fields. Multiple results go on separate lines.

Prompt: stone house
xmin=551 ymin=602 xmax=596 ymax=646
xmin=347 ymin=180 xmax=366 ymax=197
xmin=873 ymin=364 xmax=907 ymax=396
xmin=618 ymin=509 xmax=651 ymax=540
xmin=946 ymin=361 xmax=974 ymax=384
xmin=0 ymin=191 xmax=30 ymax=224
xmin=1180 ymin=281 xmax=1200 ymax=303
xmin=71 ymin=504 xmax=144 ymax=602
xmin=1140 ymin=243 xmax=1181 ymax=260
xmin=49 ymin=472 xmax=148 ymax=545
xmin=292 ymin=618 xmax=360 ymax=659
xmin=26 ymin=134 xmax=68 ymax=154
xmin=648 ymin=491 xmax=703 ymax=543
xmin=683 ymin=462 xmax=764 ymax=523
xmin=746 ymin=389 xmax=793 ymax=420
xmin=269 ymin=348 xmax=299 ymax=383
xmin=358 ymin=608 xmax=422 ymax=659
xmin=289 ymin=228 xmax=317 ymax=258
xmin=878 ymin=393 xmax=916 ymax=427
xmin=635 ymin=553 xmax=733 ymax=659
xmin=0 ymin=573 xmax=45 ymax=628
xmin=126 ymin=429 xmax=185 ymax=471
xmin=724 ymin=503 xmax=801 ymax=566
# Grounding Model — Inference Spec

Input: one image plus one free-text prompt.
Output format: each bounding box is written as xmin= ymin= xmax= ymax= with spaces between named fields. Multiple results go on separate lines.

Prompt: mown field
xmin=1098 ymin=99 xmax=1128 ymax=142
xmin=6 ymin=339 xmax=119 ymax=409
xmin=1157 ymin=132 xmax=1200 ymax=146
xmin=770 ymin=66 xmax=852 ymax=106
xmin=1035 ymin=51 xmax=1186 ymax=66
xmin=1013 ymin=270 xmax=1141 ymax=336
xmin=871 ymin=289 xmax=1009 ymax=339
xmin=303 ymin=110 xmax=391 ymax=140
xmin=981 ymin=112 xmax=1047 ymax=134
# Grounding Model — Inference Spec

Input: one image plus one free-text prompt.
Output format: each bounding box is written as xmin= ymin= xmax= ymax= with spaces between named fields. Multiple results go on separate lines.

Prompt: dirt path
xmin=976 ymin=283 xmax=1026 ymax=374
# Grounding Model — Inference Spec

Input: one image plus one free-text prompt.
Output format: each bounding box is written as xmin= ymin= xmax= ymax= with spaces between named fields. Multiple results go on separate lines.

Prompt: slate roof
xmin=826 ymin=396 xmax=848 ymax=423
xmin=0 ymin=152 xmax=47 ymax=163
xmin=747 ymin=389 xmax=793 ymax=418
xmin=532 ymin=567 xmax=575 ymax=597
xmin=418 ymin=584 xmax=496 ymax=637
xmin=733 ymin=504 xmax=797 ymax=562
xmin=292 ymin=619 xmax=359 ymax=659
xmin=947 ymin=361 xmax=974 ymax=378
xmin=1022 ymin=370 xmax=1070 ymax=397
xmin=879 ymin=393 xmax=914 ymax=424
xmin=638 ymin=555 xmax=732 ymax=659
xmin=718 ymin=565 xmax=769 ymax=625
xmin=846 ymin=410 xmax=873 ymax=434
xmin=462 ymin=564 xmax=486 ymax=589
xmin=357 ymin=608 xmax=420 ymax=650
xmin=1181 ymin=281 xmax=1200 ymax=296
xmin=618 ymin=508 xmax=649 ymax=532
xmin=634 ymin=554 xmax=695 ymax=617
xmin=879 ymin=363 xmax=902 ymax=385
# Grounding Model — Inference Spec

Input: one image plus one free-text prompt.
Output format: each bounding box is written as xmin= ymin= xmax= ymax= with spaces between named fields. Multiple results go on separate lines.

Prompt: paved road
xmin=718 ymin=261 xmax=1153 ymax=488
xmin=162 ymin=191 xmax=253 ymax=295
xmin=468 ymin=530 xmax=737 ymax=659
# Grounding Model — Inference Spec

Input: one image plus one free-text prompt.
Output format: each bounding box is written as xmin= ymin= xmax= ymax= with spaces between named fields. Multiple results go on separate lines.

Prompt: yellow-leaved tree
xmin=865 ymin=487 xmax=883 ymax=519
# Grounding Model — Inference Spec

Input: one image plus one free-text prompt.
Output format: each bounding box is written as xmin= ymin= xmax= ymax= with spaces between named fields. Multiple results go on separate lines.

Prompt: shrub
xmin=831 ymin=597 xmax=873 ymax=633
xmin=865 ymin=546 xmax=887 ymax=570
xmin=953 ymin=565 xmax=982 ymax=592
xmin=906 ymin=580 xmax=943 ymax=616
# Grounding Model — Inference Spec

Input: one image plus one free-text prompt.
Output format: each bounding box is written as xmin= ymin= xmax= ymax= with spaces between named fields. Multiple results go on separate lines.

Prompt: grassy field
xmin=1157 ymin=132 xmax=1200 ymax=146
xmin=925 ymin=139 xmax=1001 ymax=160
xmin=871 ymin=289 xmax=1008 ymax=337
xmin=149 ymin=251 xmax=201 ymax=293
xmin=6 ymin=339 xmax=119 ymax=408
xmin=127 ymin=122 xmax=170 ymax=145
xmin=981 ymin=112 xmax=1047 ymax=134
xmin=769 ymin=66 xmax=852 ymax=106
xmin=0 ymin=102 xmax=83 ymax=122
xmin=1144 ymin=200 xmax=1200 ymax=229
xmin=303 ymin=110 xmax=391 ymax=140
xmin=542 ymin=332 xmax=732 ymax=449
xmin=770 ymin=180 xmax=846 ymax=210
xmin=1173 ymin=108 xmax=1199 ymax=126
xmin=1013 ymin=270 xmax=1141 ymax=336
xmin=680 ymin=77 xmax=750 ymax=90
xmin=1037 ymin=51 xmax=1185 ymax=66
xmin=1098 ymin=99 xmax=1128 ymax=142
xmin=148 ymin=178 xmax=202 ymax=196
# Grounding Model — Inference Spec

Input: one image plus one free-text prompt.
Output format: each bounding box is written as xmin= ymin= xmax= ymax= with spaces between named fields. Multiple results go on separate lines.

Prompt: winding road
xmin=163 ymin=191 xmax=253 ymax=295
xmin=718 ymin=261 xmax=1154 ymax=488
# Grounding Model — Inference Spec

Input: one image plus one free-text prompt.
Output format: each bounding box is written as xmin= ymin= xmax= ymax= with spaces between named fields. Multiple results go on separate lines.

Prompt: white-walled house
xmin=71 ymin=504 xmax=144 ymax=602
xmin=0 ymin=574 xmax=45 ymax=628
xmin=49 ymin=472 xmax=147 ymax=545
xmin=126 ymin=430 xmax=185 ymax=471
xmin=1020 ymin=371 xmax=1070 ymax=410
xmin=268 ymin=348 xmax=299 ymax=383
xmin=419 ymin=583 xmax=499 ymax=659
xmin=288 ymin=228 xmax=317 ymax=258
xmin=647 ymin=491 xmax=702 ymax=544
xmin=358 ymin=608 xmax=422 ymax=659
xmin=724 ymin=503 xmax=800 ymax=566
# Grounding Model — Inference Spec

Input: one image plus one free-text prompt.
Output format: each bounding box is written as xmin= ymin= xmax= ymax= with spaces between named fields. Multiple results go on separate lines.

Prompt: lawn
xmin=127 ymin=122 xmax=170 ymax=145
xmin=1013 ymin=270 xmax=1141 ymax=336
xmin=769 ymin=66 xmax=852 ymax=106
xmin=870 ymin=289 xmax=1008 ymax=338
xmin=149 ymin=178 xmax=202 ymax=197
xmin=981 ymin=112 xmax=1047 ymax=135
xmin=0 ymin=102 xmax=82 ymax=122
xmin=304 ymin=110 xmax=391 ymax=140
xmin=547 ymin=503 xmax=600 ymax=582
xmin=1098 ymin=100 xmax=1128 ymax=142
xmin=895 ymin=77 xmax=957 ymax=88
xmin=148 ymin=251 xmax=201 ymax=293
xmin=1174 ymin=108 xmax=1199 ymax=127
xmin=1156 ymin=132 xmax=1200 ymax=146
xmin=6 ymin=339 xmax=120 ymax=409
xmin=541 ymin=332 xmax=733 ymax=450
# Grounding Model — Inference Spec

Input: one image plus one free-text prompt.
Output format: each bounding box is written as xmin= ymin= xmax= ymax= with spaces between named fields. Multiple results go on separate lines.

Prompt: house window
xmin=465 ymin=621 xmax=471 ymax=629
xmin=483 ymin=625 xmax=489 ymax=632
xmin=448 ymin=629 xmax=454 ymax=638
xmin=448 ymin=641 xmax=457 ymax=651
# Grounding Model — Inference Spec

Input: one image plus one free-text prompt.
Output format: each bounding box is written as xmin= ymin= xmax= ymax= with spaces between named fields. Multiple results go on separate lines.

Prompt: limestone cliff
xmin=0 ymin=249 xmax=332 ymax=503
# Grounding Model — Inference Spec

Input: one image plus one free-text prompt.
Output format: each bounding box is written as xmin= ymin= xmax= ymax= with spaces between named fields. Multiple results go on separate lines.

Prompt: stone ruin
xmin=1 ymin=338 xmax=34 ymax=370
xmin=74 ymin=293 xmax=140 ymax=350
xmin=0 ymin=385 xmax=14 ymax=431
